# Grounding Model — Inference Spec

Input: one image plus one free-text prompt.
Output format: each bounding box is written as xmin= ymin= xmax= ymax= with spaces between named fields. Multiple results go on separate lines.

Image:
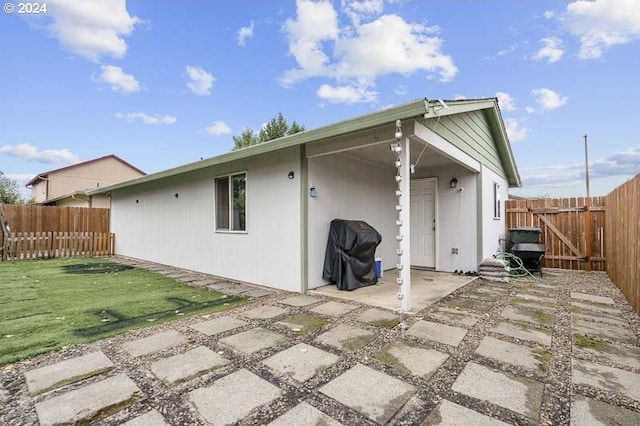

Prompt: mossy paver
xmin=275 ymin=313 xmax=329 ymax=334
xmin=424 ymin=399 xmax=511 ymax=425
xmin=219 ymin=327 xmax=288 ymax=354
xmin=572 ymin=310 xmax=628 ymax=327
xmin=475 ymin=336 xmax=547 ymax=371
xmin=573 ymin=339 xmax=640 ymax=370
xmin=452 ymin=362 xmax=544 ymax=421
xmin=25 ymin=350 xmax=114 ymax=395
xmin=510 ymin=298 xmax=555 ymax=313
xmin=571 ymin=318 xmax=636 ymax=342
xmin=188 ymin=369 xmax=280 ymax=425
xmin=122 ymin=409 xmax=170 ymax=426
xmin=444 ymin=297 xmax=493 ymax=313
xmin=149 ymin=346 xmax=230 ymax=385
xmin=310 ymin=301 xmax=359 ymax=317
xmin=407 ymin=320 xmax=468 ymax=347
xmin=262 ymin=343 xmax=339 ymax=382
xmin=428 ymin=306 xmax=482 ymax=327
xmin=320 ymin=363 xmax=416 ymax=424
xmin=570 ymin=292 xmax=615 ymax=305
xmin=279 ymin=295 xmax=321 ymax=307
xmin=189 ymin=316 xmax=247 ymax=336
xmin=34 ymin=374 xmax=141 ymax=426
xmin=572 ymin=359 xmax=640 ymax=402
xmin=375 ymin=342 xmax=449 ymax=379
xmin=501 ymin=306 xmax=554 ymax=327
xmin=356 ymin=308 xmax=399 ymax=327
xmin=571 ymin=395 xmax=640 ymax=425
xmin=461 ymin=290 xmax=501 ymax=302
xmin=511 ymin=292 xmax=556 ymax=306
xmin=570 ymin=300 xmax=621 ymax=315
xmin=315 ymin=324 xmax=377 ymax=351
xmin=122 ymin=330 xmax=188 ymax=357
xmin=240 ymin=305 xmax=288 ymax=320
xmin=268 ymin=402 xmax=343 ymax=425
xmin=491 ymin=320 xmax=552 ymax=346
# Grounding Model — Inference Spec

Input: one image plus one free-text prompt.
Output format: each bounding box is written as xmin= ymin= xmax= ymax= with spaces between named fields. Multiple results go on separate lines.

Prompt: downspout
xmin=476 ymin=169 xmax=483 ymax=266
xmin=300 ymin=144 xmax=309 ymax=294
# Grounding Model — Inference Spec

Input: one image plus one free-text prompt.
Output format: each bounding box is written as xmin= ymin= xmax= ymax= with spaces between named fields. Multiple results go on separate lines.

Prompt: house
xmin=89 ymin=98 xmax=521 ymax=305
xmin=26 ymin=154 xmax=146 ymax=208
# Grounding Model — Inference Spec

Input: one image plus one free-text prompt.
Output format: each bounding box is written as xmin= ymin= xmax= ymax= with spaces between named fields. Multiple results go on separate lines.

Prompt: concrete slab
xmin=122 ymin=409 xmax=170 ymax=426
xmin=427 ymin=306 xmax=482 ymax=327
xmin=275 ymin=313 xmax=329 ymax=334
xmin=470 ymin=284 xmax=509 ymax=295
xmin=571 ymin=300 xmax=621 ymax=315
xmin=452 ymin=362 xmax=543 ymax=421
xmin=572 ymin=358 xmax=640 ymax=402
xmin=509 ymin=298 xmax=556 ymax=313
xmin=512 ymin=291 xmax=557 ymax=304
xmin=189 ymin=316 xmax=248 ymax=336
xmin=475 ymin=336 xmax=548 ymax=371
xmin=423 ymin=400 xmax=511 ymax=426
xmin=500 ymin=306 xmax=554 ymax=327
xmin=122 ymin=330 xmax=188 ymax=357
xmin=242 ymin=289 xmax=273 ymax=298
xmin=25 ymin=350 xmax=114 ymax=395
xmin=188 ymin=368 xmax=280 ymax=425
xmin=219 ymin=285 xmax=251 ymax=295
xmin=320 ymin=363 xmax=416 ymax=424
xmin=149 ymin=346 xmax=230 ymax=385
xmin=356 ymin=307 xmax=399 ymax=327
xmin=571 ymin=395 xmax=640 ymax=426
xmin=262 ymin=343 xmax=339 ymax=382
xmin=573 ymin=310 xmax=628 ymax=327
xmin=268 ymin=402 xmax=343 ymax=426
xmin=206 ymin=282 xmax=235 ymax=291
xmin=407 ymin=320 xmax=468 ymax=347
xmin=571 ymin=292 xmax=615 ymax=305
xmin=279 ymin=295 xmax=321 ymax=307
xmin=310 ymin=301 xmax=359 ymax=317
xmin=34 ymin=374 xmax=141 ymax=426
xmin=240 ymin=305 xmax=288 ymax=320
xmin=572 ymin=318 xmax=637 ymax=342
xmin=461 ymin=290 xmax=501 ymax=302
xmin=573 ymin=340 xmax=640 ymax=370
xmin=491 ymin=320 xmax=552 ymax=346
xmin=219 ymin=327 xmax=288 ymax=354
xmin=375 ymin=342 xmax=449 ymax=379
xmin=444 ymin=297 xmax=494 ymax=313
xmin=315 ymin=324 xmax=377 ymax=352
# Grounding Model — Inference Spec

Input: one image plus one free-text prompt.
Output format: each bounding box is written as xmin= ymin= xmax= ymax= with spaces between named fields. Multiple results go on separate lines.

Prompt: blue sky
xmin=1 ymin=0 xmax=639 ymax=200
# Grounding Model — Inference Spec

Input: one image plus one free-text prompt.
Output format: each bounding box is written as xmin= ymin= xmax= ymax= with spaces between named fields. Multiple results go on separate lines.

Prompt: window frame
xmin=493 ymin=181 xmax=501 ymax=220
xmin=214 ymin=171 xmax=247 ymax=233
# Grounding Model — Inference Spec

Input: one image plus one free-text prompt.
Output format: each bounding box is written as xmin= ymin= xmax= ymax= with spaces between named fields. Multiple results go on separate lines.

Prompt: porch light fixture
xmin=174 ymin=193 xmax=179 ymax=198
xmin=309 ymin=185 xmax=317 ymax=198
xmin=449 ymin=178 xmax=458 ymax=189
xmin=288 ymin=171 xmax=294 ymax=179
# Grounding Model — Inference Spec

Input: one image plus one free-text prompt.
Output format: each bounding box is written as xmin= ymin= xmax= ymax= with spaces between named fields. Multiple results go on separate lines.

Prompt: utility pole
xmin=583 ymin=134 xmax=592 ymax=272
xmin=584 ymin=134 xmax=590 ymax=197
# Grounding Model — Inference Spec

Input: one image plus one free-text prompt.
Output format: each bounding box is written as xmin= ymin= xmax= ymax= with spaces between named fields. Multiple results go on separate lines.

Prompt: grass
xmin=0 ymin=257 xmax=247 ymax=366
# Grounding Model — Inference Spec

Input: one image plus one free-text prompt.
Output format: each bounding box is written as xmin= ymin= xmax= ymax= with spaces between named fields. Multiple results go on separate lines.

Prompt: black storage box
xmin=322 ymin=219 xmax=382 ymax=291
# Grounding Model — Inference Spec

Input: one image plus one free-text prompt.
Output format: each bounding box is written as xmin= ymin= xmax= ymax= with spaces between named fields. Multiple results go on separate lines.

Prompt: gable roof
xmin=26 ymin=154 xmax=146 ymax=187
xmin=89 ymin=98 xmax=521 ymax=195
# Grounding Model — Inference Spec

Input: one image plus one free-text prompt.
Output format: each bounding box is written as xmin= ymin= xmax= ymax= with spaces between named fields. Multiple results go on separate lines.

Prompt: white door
xmin=410 ymin=178 xmax=436 ymax=267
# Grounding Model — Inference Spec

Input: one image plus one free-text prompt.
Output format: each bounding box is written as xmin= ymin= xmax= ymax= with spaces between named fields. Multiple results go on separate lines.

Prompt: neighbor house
xmin=89 ymin=98 xmax=521 ymax=295
xmin=27 ymin=154 xmax=146 ymax=208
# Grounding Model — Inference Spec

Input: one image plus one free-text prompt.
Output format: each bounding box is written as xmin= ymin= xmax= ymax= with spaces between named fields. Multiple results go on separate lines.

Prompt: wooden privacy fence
xmin=505 ymin=197 xmax=606 ymax=271
xmin=0 ymin=205 xmax=109 ymax=233
xmin=1 ymin=232 xmax=114 ymax=261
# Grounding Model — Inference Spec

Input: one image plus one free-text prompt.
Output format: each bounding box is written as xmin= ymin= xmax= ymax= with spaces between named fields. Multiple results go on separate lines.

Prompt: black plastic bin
xmin=509 ymin=227 xmax=541 ymax=249
xmin=322 ymin=219 xmax=382 ymax=291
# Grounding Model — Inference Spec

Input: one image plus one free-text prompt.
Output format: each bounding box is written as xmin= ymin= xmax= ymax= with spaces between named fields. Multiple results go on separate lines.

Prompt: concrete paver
xmin=263 ymin=343 xmax=339 ymax=382
xmin=311 ymin=301 xmax=359 ymax=317
xmin=320 ymin=363 xmax=416 ymax=424
xmin=428 ymin=306 xmax=482 ymax=327
xmin=121 ymin=409 xmax=170 ymax=426
xmin=572 ymin=340 xmax=640 ymax=370
xmin=571 ymin=318 xmax=637 ymax=342
xmin=571 ymin=300 xmax=621 ymax=315
xmin=122 ymin=330 xmax=188 ymax=357
xmin=445 ymin=297 xmax=494 ymax=313
xmin=268 ymin=402 xmax=343 ymax=426
xmin=376 ymin=342 xmax=449 ymax=379
xmin=424 ymin=399 xmax=511 ymax=426
xmin=356 ymin=307 xmax=398 ymax=326
xmin=571 ymin=395 xmax=640 ymax=426
xmin=407 ymin=320 xmax=468 ymax=347
xmin=462 ymin=290 xmax=501 ymax=302
xmin=34 ymin=374 xmax=141 ymax=426
xmin=475 ymin=336 xmax=547 ymax=371
xmin=491 ymin=320 xmax=552 ymax=346
xmin=572 ymin=358 xmax=640 ymax=402
xmin=219 ymin=327 xmax=288 ymax=354
xmin=501 ymin=306 xmax=554 ymax=327
xmin=279 ymin=295 xmax=320 ymax=307
xmin=240 ymin=305 xmax=288 ymax=319
xmin=452 ymin=362 xmax=544 ymax=421
xmin=188 ymin=368 xmax=280 ymax=425
xmin=315 ymin=324 xmax=377 ymax=351
xmin=242 ymin=289 xmax=273 ymax=298
xmin=572 ymin=310 xmax=628 ymax=327
xmin=149 ymin=346 xmax=230 ymax=385
xmin=571 ymin=292 xmax=615 ymax=305
xmin=25 ymin=350 xmax=114 ymax=395
xmin=188 ymin=315 xmax=248 ymax=336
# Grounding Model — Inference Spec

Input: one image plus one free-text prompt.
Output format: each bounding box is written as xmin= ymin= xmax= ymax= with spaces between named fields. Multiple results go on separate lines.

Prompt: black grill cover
xmin=322 ymin=219 xmax=382 ymax=291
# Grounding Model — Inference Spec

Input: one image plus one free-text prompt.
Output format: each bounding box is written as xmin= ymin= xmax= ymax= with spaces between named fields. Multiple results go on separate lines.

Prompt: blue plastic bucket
xmin=375 ymin=258 xmax=383 ymax=278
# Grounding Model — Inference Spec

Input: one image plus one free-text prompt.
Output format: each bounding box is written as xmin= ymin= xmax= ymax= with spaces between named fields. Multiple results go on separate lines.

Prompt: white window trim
xmin=214 ymin=170 xmax=248 ymax=234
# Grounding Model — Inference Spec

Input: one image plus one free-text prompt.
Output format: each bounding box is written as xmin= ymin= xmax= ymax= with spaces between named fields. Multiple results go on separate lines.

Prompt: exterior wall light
xmin=450 ymin=178 xmax=458 ymax=189
xmin=310 ymin=185 xmax=317 ymax=198
xmin=288 ymin=171 xmax=295 ymax=179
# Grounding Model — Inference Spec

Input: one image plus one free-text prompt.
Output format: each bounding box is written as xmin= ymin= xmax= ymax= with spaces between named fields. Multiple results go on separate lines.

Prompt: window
xmin=493 ymin=182 xmax=501 ymax=219
xmin=215 ymin=172 xmax=246 ymax=231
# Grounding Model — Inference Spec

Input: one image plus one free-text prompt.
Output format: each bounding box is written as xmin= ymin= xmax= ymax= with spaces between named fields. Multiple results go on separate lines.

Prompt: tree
xmin=0 ymin=172 xmax=22 ymax=204
xmin=232 ymin=113 xmax=305 ymax=150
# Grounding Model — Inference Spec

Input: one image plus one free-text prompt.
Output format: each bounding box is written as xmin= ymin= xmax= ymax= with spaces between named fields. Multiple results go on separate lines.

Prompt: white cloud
xmin=205 ymin=121 xmax=232 ymax=136
xmin=496 ymin=92 xmax=517 ymax=111
xmin=532 ymin=37 xmax=564 ymax=63
xmin=317 ymin=83 xmax=378 ymax=103
xmin=0 ymin=143 xmax=79 ymax=165
xmin=115 ymin=112 xmax=176 ymax=125
xmin=531 ymin=88 xmax=568 ymax=110
xmin=237 ymin=20 xmax=255 ymax=47
xmin=562 ymin=0 xmax=640 ymax=59
xmin=484 ymin=43 xmax=518 ymax=60
xmin=282 ymin=0 xmax=457 ymax=103
xmin=45 ymin=0 xmax=139 ymax=61
xmin=544 ymin=11 xmax=556 ymax=19
xmin=525 ymin=106 xmax=536 ymax=114
xmin=185 ymin=65 xmax=215 ymax=96
xmin=504 ymin=118 xmax=528 ymax=142
xmin=97 ymin=65 xmax=140 ymax=93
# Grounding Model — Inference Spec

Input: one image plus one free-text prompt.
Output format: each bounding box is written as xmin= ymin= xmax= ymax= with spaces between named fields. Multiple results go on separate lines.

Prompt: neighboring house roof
xmin=26 ymin=154 xmax=147 ymax=187
xmin=89 ymin=98 xmax=521 ymax=195
xmin=34 ymin=191 xmax=90 ymax=205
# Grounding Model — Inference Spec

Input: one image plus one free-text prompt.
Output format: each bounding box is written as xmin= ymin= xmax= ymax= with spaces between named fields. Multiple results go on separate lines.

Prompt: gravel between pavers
xmin=1 ymin=261 xmax=640 ymax=426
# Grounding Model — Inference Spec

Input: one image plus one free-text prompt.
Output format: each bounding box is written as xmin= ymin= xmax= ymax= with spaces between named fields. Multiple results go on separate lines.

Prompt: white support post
xmin=399 ymin=136 xmax=411 ymax=312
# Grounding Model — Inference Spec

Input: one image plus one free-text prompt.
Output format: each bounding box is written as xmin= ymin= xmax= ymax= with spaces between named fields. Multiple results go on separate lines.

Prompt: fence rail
xmin=1 ymin=232 xmax=114 ymax=261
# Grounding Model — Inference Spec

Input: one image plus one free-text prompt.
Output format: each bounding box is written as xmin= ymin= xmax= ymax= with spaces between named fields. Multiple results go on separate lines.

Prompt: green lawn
xmin=0 ymin=258 xmax=247 ymax=366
